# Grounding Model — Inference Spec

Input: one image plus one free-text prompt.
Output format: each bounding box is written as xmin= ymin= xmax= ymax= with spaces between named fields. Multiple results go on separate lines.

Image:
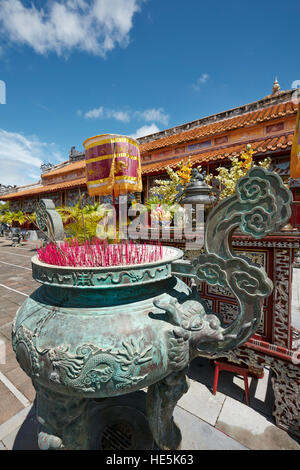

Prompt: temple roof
xmin=2 ymin=131 xmax=293 ymax=199
xmin=0 ymin=177 xmax=86 ymax=200
xmin=139 ymin=100 xmax=297 ymax=154
xmin=141 ymin=131 xmax=294 ymax=174
xmin=41 ymin=159 xmax=85 ymax=178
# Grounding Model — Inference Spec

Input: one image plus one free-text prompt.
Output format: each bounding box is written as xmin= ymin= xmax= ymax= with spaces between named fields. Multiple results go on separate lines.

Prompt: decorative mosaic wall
xmin=23 ymin=198 xmax=37 ymax=213
xmin=9 ymin=200 xmax=21 ymax=212
xmin=43 ymin=192 xmax=61 ymax=207
xmin=80 ymin=190 xmax=94 ymax=206
xmin=66 ymin=188 xmax=80 ymax=207
xmin=99 ymin=194 xmax=136 ymax=204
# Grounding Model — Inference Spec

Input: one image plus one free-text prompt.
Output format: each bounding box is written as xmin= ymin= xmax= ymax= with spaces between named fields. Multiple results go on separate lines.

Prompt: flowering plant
xmin=149 ymin=158 xmax=193 ymax=205
xmin=145 ymin=196 xmax=181 ymax=224
xmin=151 ymin=204 xmax=171 ymax=223
xmin=205 ymin=144 xmax=271 ymax=201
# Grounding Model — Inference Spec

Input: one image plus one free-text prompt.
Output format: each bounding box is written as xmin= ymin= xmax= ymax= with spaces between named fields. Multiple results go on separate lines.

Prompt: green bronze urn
xmin=12 ymin=168 xmax=292 ymax=450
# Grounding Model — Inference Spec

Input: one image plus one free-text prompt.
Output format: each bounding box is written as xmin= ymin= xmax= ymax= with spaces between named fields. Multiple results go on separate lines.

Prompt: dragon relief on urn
xmin=12 ymin=307 xmax=159 ymax=396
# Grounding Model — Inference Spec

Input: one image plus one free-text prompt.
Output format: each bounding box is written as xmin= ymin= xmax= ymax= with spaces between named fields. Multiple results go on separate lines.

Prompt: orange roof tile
xmin=140 ymin=101 xmax=297 ymax=154
xmin=141 ymin=132 xmax=294 ymax=174
xmin=0 ymin=177 xmax=86 ymax=200
xmin=42 ymin=160 xmax=85 ymax=178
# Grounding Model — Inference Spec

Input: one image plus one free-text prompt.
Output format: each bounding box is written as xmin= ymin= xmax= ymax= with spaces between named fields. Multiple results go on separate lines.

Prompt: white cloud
xmin=135 ymin=108 xmax=169 ymax=126
xmin=193 ymin=73 xmax=209 ymax=91
xmin=130 ymin=123 xmax=160 ymax=139
xmin=81 ymin=105 xmax=168 ymax=126
xmin=106 ymin=109 xmax=130 ymax=123
xmin=84 ymin=106 xmax=104 ymax=119
xmin=0 ymin=129 xmax=64 ymax=186
xmin=83 ymin=106 xmax=130 ymax=121
xmin=0 ymin=0 xmax=144 ymax=57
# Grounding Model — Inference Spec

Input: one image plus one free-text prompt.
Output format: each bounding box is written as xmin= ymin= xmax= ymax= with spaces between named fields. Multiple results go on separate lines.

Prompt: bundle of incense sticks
xmin=37 ymin=239 xmax=163 ymax=267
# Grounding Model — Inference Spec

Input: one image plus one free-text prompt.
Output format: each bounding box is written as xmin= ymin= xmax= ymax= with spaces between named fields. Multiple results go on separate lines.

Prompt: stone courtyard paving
xmin=0 ymin=238 xmax=299 ymax=451
xmin=0 ymin=239 xmax=38 ymax=426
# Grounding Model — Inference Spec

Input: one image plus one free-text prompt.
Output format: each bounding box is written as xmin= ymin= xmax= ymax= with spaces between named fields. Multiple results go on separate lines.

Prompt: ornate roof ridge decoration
xmin=41 ymin=160 xmax=86 ymax=178
xmin=69 ymin=146 xmax=85 ymax=162
xmin=41 ymin=160 xmax=70 ymax=176
xmin=0 ymin=182 xmax=43 ymax=196
xmin=272 ymin=76 xmax=281 ymax=95
xmin=41 ymin=163 xmax=54 ymax=173
xmin=40 ymin=147 xmax=85 ymax=178
xmin=0 ymin=183 xmax=18 ymax=195
xmin=37 ymin=148 xmax=86 ymax=179
xmin=138 ymin=90 xmax=296 ymax=148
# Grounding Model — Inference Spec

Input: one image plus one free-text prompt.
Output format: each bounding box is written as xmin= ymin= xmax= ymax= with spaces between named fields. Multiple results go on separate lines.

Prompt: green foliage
xmin=145 ymin=195 xmax=162 ymax=209
xmin=0 ymin=202 xmax=9 ymax=213
xmin=14 ymin=211 xmax=29 ymax=225
xmin=57 ymin=199 xmax=106 ymax=243
xmin=0 ymin=210 xmax=35 ymax=225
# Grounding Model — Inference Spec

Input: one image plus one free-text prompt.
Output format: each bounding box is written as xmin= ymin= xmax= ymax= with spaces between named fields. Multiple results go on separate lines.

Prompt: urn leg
xmin=34 ymin=383 xmax=90 ymax=450
xmin=146 ymin=368 xmax=189 ymax=450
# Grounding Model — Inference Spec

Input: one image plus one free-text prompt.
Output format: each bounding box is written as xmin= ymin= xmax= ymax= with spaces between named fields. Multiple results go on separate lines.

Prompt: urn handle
xmin=172 ymin=167 xmax=292 ymax=355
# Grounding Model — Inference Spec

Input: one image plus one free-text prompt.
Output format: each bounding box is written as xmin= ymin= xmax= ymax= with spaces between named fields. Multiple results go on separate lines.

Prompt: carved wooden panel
xmin=273 ymin=249 xmax=292 ymax=349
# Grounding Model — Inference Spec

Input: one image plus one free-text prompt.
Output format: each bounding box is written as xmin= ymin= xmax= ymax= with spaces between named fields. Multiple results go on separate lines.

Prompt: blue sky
xmin=0 ymin=0 xmax=299 ymax=186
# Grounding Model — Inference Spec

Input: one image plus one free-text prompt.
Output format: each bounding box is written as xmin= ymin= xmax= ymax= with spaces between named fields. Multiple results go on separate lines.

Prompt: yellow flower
xmin=210 ymin=144 xmax=262 ymax=200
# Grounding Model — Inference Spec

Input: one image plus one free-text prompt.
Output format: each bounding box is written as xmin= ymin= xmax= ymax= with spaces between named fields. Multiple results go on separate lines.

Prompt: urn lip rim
xmin=31 ymin=245 xmax=184 ymax=272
